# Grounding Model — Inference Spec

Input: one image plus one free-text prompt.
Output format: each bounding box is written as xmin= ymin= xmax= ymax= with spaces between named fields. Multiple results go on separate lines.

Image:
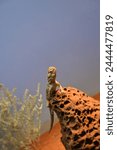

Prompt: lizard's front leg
xmin=56 ymin=81 xmax=64 ymax=94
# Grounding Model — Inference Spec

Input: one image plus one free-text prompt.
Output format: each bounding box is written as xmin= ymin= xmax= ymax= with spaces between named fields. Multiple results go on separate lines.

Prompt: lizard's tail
xmin=49 ymin=107 xmax=54 ymax=133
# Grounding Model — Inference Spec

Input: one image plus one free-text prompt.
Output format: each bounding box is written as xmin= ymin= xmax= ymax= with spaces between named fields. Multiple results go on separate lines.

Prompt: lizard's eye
xmin=48 ymin=70 xmax=53 ymax=73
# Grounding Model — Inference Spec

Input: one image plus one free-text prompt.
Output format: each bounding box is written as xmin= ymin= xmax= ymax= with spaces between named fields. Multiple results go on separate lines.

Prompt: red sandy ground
xmin=30 ymin=93 xmax=100 ymax=150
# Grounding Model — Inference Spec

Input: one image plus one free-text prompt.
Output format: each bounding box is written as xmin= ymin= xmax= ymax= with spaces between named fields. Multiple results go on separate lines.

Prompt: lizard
xmin=46 ymin=66 xmax=64 ymax=132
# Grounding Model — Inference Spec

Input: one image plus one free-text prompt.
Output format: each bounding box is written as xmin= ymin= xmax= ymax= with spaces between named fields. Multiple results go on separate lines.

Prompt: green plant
xmin=0 ymin=83 xmax=42 ymax=150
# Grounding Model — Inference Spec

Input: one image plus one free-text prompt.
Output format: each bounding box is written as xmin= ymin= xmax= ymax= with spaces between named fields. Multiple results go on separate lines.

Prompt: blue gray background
xmin=0 ymin=0 xmax=99 ymax=131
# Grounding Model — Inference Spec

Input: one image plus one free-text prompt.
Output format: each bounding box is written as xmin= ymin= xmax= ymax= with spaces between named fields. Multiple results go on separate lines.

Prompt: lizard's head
xmin=48 ymin=66 xmax=56 ymax=83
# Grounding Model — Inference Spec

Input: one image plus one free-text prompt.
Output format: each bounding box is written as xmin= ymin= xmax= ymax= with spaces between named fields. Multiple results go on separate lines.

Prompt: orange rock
xmin=50 ymin=87 xmax=100 ymax=150
xmin=30 ymin=88 xmax=100 ymax=150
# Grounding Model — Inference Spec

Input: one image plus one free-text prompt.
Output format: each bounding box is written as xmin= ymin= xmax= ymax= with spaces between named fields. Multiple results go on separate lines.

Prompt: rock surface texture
xmin=50 ymin=87 xmax=100 ymax=150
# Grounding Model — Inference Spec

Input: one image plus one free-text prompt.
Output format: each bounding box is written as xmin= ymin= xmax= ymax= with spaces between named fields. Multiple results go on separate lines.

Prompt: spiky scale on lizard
xmin=46 ymin=66 xmax=64 ymax=132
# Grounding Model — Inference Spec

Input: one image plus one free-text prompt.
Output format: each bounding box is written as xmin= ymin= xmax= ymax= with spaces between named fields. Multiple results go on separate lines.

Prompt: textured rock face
xmin=50 ymin=87 xmax=100 ymax=150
